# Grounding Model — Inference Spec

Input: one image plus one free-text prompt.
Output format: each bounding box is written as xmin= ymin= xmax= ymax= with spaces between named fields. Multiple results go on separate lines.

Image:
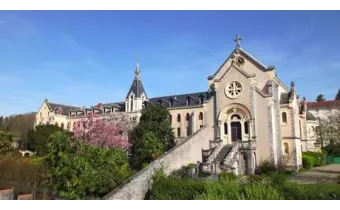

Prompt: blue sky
xmin=1 ymin=11 xmax=340 ymax=116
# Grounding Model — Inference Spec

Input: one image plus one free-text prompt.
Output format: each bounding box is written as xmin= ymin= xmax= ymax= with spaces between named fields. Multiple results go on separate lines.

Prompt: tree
xmin=130 ymin=104 xmax=175 ymax=168
xmin=73 ymin=112 xmax=135 ymax=150
xmin=44 ymin=131 xmax=132 ymax=199
xmin=137 ymin=131 xmax=164 ymax=163
xmin=316 ymin=111 xmax=340 ymax=148
xmin=0 ymin=131 xmax=13 ymax=154
xmin=316 ymin=94 xmax=326 ymax=102
xmin=27 ymin=124 xmax=67 ymax=155
xmin=0 ymin=116 xmax=3 ymax=130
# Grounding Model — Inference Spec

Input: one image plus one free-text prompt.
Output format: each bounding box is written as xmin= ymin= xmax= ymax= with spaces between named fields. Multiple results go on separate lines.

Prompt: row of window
xmin=222 ymin=121 xmax=249 ymax=135
xmin=170 ymin=112 xmax=204 ymax=123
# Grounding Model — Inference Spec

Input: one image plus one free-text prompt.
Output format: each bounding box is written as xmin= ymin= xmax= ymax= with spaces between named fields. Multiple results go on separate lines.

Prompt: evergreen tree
xmin=316 ymin=94 xmax=326 ymax=102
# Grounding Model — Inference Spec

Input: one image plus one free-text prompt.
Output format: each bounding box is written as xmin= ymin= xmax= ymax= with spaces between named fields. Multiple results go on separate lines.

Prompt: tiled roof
xmin=307 ymin=100 xmax=340 ymax=109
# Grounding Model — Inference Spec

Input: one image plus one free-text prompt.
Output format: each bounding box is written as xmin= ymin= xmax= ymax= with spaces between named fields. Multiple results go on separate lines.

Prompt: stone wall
xmin=103 ymin=126 xmax=209 ymax=200
xmin=0 ymin=188 xmax=33 ymax=200
xmin=0 ymin=189 xmax=14 ymax=200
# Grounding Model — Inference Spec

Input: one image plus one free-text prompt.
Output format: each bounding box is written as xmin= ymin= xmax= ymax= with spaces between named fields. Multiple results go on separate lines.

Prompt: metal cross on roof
xmin=234 ymin=34 xmax=242 ymax=49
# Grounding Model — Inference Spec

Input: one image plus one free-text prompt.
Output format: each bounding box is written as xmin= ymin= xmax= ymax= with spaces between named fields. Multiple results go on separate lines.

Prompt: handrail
xmin=206 ymin=140 xmax=223 ymax=163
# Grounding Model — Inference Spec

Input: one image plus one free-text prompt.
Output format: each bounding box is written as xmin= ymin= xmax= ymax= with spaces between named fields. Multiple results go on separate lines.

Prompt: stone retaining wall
xmin=103 ymin=126 xmax=210 ymax=200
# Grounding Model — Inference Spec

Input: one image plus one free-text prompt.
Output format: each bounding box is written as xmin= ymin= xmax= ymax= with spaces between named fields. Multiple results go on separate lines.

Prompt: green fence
xmin=327 ymin=156 xmax=340 ymax=164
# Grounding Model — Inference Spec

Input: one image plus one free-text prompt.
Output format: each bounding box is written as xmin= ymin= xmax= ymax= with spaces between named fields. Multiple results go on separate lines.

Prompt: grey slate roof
xmin=125 ymin=78 xmax=147 ymax=99
xmin=335 ymin=89 xmax=340 ymax=100
xmin=47 ymin=102 xmax=80 ymax=116
xmin=147 ymin=91 xmax=211 ymax=108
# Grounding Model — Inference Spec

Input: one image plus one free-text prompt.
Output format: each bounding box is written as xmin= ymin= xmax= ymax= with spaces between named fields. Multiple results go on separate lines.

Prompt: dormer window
xmin=199 ymin=96 xmax=204 ymax=105
xmin=187 ymin=97 xmax=191 ymax=106
xmin=170 ymin=98 xmax=174 ymax=107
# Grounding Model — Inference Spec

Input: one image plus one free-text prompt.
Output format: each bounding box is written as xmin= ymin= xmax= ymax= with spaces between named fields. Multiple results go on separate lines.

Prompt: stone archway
xmin=218 ymin=103 xmax=252 ymax=145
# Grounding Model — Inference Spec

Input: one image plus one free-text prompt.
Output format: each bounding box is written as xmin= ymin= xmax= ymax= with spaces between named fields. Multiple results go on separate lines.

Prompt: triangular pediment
xmin=208 ymin=47 xmax=274 ymax=82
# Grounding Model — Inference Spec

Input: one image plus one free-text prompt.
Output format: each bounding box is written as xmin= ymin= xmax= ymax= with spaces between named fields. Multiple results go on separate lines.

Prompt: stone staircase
xmin=200 ymin=140 xmax=240 ymax=174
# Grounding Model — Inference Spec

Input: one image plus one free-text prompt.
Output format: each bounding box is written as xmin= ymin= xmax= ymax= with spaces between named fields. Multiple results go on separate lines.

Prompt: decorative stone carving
xmin=225 ymin=81 xmax=243 ymax=99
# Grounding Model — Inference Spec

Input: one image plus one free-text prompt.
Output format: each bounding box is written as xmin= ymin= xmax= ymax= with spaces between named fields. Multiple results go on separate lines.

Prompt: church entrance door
xmin=231 ymin=122 xmax=242 ymax=142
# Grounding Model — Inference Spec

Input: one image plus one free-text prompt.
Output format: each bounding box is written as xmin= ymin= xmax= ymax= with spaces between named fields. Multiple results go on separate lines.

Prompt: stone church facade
xmin=34 ymin=36 xmax=320 ymax=175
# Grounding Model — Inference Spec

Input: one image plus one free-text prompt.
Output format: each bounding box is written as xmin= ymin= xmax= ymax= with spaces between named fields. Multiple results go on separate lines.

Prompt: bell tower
xmin=125 ymin=61 xmax=148 ymax=112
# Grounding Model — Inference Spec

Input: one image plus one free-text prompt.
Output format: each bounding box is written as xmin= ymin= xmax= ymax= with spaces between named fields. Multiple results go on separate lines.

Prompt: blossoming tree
xmin=73 ymin=112 xmax=136 ymax=150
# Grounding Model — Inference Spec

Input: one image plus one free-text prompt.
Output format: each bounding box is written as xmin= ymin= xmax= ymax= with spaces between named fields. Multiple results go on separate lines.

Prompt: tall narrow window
xmin=48 ymin=112 xmax=49 ymax=118
xmin=67 ymin=122 xmax=71 ymax=130
xmin=224 ymin=122 xmax=228 ymax=134
xmin=61 ymin=123 xmax=64 ymax=129
xmin=244 ymin=121 xmax=249 ymax=134
xmin=282 ymin=112 xmax=287 ymax=123
xmin=186 ymin=113 xmax=190 ymax=121
xmin=55 ymin=122 xmax=59 ymax=127
xmin=199 ymin=112 xmax=203 ymax=120
xmin=169 ymin=114 xmax=172 ymax=124
xmin=130 ymin=95 xmax=133 ymax=112
xmin=177 ymin=114 xmax=181 ymax=122
xmin=186 ymin=127 xmax=190 ymax=136
xmin=40 ymin=112 xmax=42 ymax=119
xmin=177 ymin=127 xmax=181 ymax=137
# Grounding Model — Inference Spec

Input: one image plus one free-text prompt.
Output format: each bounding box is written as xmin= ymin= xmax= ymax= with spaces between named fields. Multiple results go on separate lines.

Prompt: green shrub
xmin=150 ymin=178 xmax=206 ymax=200
xmin=266 ymin=173 xmax=288 ymax=187
xmin=242 ymin=183 xmax=283 ymax=200
xmin=258 ymin=160 xmax=277 ymax=174
xmin=195 ymin=181 xmax=243 ymax=200
xmin=218 ymin=172 xmax=237 ymax=182
xmin=303 ymin=152 xmax=326 ymax=166
xmin=299 ymin=168 xmax=306 ymax=173
xmin=247 ymin=175 xmax=263 ymax=184
xmin=302 ymin=154 xmax=314 ymax=169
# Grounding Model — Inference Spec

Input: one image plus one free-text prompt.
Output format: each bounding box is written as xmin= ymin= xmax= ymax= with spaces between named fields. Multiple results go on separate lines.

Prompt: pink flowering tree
xmin=73 ymin=112 xmax=136 ymax=150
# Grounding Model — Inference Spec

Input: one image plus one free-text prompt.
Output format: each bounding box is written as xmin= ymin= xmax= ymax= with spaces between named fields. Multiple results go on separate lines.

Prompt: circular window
xmin=225 ymin=81 xmax=242 ymax=99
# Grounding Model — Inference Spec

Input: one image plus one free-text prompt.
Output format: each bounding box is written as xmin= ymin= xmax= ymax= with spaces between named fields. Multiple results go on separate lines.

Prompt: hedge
xmin=302 ymin=154 xmax=314 ymax=169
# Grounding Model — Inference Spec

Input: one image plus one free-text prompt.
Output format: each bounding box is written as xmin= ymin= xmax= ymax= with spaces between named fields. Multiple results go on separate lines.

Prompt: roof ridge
xmin=149 ymin=91 xmax=207 ymax=99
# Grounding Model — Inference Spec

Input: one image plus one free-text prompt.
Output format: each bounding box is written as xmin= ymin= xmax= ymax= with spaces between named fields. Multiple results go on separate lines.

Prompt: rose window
xmin=225 ymin=81 xmax=242 ymax=99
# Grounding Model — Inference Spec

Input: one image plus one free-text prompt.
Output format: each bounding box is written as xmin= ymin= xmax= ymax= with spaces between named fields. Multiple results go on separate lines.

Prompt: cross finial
xmin=135 ymin=54 xmax=140 ymax=79
xmin=234 ymin=34 xmax=242 ymax=50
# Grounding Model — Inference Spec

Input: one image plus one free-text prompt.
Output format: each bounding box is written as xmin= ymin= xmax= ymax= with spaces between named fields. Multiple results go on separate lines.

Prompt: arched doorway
xmin=231 ymin=121 xmax=242 ymax=142
xmin=218 ymin=104 xmax=251 ymax=145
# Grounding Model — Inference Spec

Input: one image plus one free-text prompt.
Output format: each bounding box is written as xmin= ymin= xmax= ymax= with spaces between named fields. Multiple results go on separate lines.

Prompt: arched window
xmin=284 ymin=142 xmax=289 ymax=155
xmin=199 ymin=112 xmax=203 ymax=120
xmin=177 ymin=114 xmax=181 ymax=122
xmin=55 ymin=122 xmax=59 ymax=127
xmin=177 ymin=127 xmax=181 ymax=137
xmin=282 ymin=112 xmax=287 ymax=123
xmin=61 ymin=123 xmax=64 ymax=129
xmin=169 ymin=114 xmax=172 ymax=123
xmin=244 ymin=121 xmax=249 ymax=134
xmin=67 ymin=122 xmax=71 ymax=130
xmin=186 ymin=113 xmax=190 ymax=121
xmin=224 ymin=122 xmax=228 ymax=134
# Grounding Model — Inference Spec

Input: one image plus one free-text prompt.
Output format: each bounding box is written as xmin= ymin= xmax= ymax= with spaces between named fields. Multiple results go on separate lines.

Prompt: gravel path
xmin=290 ymin=164 xmax=340 ymax=184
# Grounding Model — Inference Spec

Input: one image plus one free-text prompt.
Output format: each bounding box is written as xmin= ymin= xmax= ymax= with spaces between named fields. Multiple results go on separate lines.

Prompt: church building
xmin=34 ymin=35 xmax=320 ymax=175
